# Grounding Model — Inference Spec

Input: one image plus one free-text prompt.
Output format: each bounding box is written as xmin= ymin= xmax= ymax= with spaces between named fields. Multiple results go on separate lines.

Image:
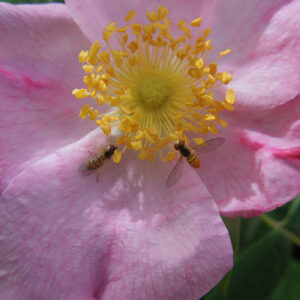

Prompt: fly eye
xmin=174 ymin=140 xmax=185 ymax=150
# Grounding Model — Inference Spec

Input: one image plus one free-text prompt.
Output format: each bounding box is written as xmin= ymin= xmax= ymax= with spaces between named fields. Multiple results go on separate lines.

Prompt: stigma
xmin=73 ymin=6 xmax=235 ymax=163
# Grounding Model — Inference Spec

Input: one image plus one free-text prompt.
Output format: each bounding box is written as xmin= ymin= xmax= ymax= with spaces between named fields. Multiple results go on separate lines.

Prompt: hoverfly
xmin=165 ymin=137 xmax=225 ymax=187
xmin=79 ymin=144 xmax=117 ymax=180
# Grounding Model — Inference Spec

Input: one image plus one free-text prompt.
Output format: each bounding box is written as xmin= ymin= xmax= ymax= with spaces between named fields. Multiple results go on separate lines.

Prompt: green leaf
xmin=270 ymin=260 xmax=300 ymax=300
xmin=239 ymin=217 xmax=270 ymax=251
xmin=282 ymin=195 xmax=300 ymax=232
xmin=220 ymin=217 xmax=241 ymax=296
xmin=259 ymin=214 xmax=300 ymax=247
xmin=204 ymin=231 xmax=291 ymax=300
xmin=222 ymin=216 xmax=241 ymax=256
xmin=239 ymin=195 xmax=300 ymax=250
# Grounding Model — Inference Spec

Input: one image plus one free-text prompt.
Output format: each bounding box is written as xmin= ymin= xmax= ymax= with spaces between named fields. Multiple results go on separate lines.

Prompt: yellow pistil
xmin=73 ymin=6 xmax=235 ymax=162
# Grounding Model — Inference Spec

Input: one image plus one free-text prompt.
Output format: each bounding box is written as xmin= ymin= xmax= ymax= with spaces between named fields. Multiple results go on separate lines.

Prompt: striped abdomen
xmin=86 ymin=153 xmax=105 ymax=170
xmin=186 ymin=154 xmax=201 ymax=168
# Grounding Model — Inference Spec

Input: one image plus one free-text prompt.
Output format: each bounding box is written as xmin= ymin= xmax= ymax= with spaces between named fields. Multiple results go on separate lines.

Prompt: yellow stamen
xmin=164 ymin=152 xmax=176 ymax=162
xmin=113 ymin=150 xmax=122 ymax=163
xmin=195 ymin=58 xmax=204 ymax=69
xmin=125 ymin=10 xmax=136 ymax=22
xmin=226 ymin=88 xmax=236 ymax=104
xmin=157 ymin=6 xmax=169 ymax=20
xmin=191 ymin=17 xmax=202 ymax=27
xmin=73 ymin=6 xmax=235 ymax=162
xmin=73 ymin=89 xmax=89 ymax=99
xmin=83 ymin=65 xmax=94 ymax=73
xmin=193 ymin=138 xmax=205 ymax=145
xmin=219 ymin=49 xmax=231 ymax=56
xmin=79 ymin=50 xmax=89 ymax=63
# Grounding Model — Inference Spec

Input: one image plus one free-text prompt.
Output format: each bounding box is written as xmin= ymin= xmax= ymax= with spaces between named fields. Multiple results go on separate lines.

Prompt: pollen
xmin=73 ymin=6 xmax=235 ymax=162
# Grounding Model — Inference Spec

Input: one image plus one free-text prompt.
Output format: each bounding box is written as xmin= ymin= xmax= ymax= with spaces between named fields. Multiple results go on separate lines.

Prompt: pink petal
xmin=65 ymin=0 xmax=218 ymax=42
xmin=0 ymin=132 xmax=232 ymax=299
xmin=213 ymin=0 xmax=300 ymax=110
xmin=198 ymin=97 xmax=300 ymax=217
xmin=0 ymin=3 xmax=96 ymax=191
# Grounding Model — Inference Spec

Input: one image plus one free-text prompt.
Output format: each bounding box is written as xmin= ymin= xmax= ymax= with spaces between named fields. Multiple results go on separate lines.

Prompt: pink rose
xmin=0 ymin=1 xmax=299 ymax=299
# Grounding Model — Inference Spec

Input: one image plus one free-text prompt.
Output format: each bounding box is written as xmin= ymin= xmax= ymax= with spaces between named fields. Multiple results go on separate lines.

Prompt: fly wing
xmin=193 ymin=137 xmax=225 ymax=153
xmin=165 ymin=157 xmax=184 ymax=188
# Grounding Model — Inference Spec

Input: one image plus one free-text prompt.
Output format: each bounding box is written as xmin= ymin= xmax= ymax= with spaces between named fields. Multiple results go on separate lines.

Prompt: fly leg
xmin=96 ymin=170 xmax=102 ymax=182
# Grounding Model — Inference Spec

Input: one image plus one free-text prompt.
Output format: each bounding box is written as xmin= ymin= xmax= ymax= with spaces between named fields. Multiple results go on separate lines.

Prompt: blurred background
xmin=2 ymin=1 xmax=300 ymax=299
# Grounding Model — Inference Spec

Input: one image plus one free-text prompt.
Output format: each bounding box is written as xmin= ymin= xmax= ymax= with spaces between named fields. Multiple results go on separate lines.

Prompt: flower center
xmin=73 ymin=6 xmax=235 ymax=163
xmin=137 ymin=74 xmax=172 ymax=110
